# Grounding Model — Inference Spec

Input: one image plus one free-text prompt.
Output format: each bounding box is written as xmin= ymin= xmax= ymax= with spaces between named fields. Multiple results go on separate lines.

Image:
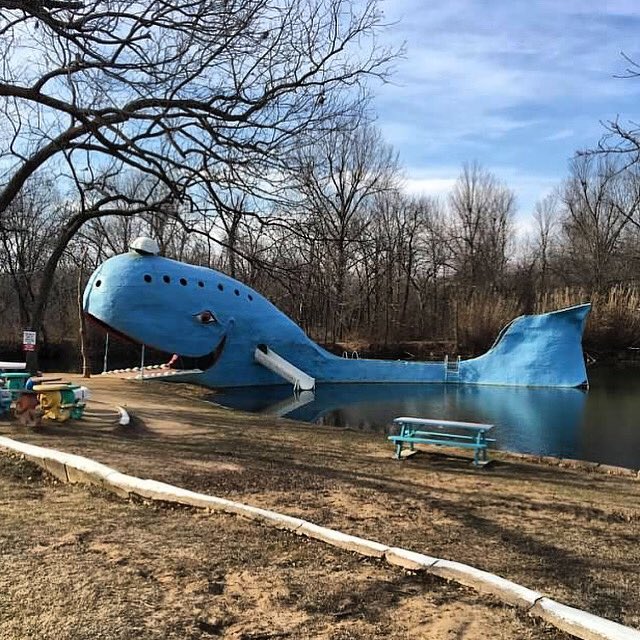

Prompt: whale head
xmin=83 ymin=248 xmax=245 ymax=369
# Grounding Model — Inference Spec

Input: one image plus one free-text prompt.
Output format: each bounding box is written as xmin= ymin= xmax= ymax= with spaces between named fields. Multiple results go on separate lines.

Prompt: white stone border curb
xmin=1 ymin=435 xmax=638 ymax=640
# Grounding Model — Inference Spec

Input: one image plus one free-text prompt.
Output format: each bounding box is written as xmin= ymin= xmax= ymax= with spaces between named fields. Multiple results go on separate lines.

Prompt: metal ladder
xmin=444 ymin=355 xmax=461 ymax=383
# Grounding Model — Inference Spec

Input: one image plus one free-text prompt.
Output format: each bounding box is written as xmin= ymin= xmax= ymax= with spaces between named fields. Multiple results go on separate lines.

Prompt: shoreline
xmin=201 ymin=388 xmax=640 ymax=478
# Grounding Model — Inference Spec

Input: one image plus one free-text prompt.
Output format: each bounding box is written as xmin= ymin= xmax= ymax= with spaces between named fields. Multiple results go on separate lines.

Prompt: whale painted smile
xmin=85 ymin=308 xmax=229 ymax=371
xmin=84 ymin=247 xmax=591 ymax=388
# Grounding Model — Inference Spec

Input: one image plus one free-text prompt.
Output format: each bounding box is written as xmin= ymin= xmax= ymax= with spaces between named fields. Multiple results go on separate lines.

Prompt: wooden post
xmin=102 ymin=333 xmax=109 ymax=373
xmin=77 ymin=249 xmax=90 ymax=378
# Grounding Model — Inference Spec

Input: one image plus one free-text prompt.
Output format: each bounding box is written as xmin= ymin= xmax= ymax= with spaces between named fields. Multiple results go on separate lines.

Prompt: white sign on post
xmin=22 ymin=330 xmax=37 ymax=352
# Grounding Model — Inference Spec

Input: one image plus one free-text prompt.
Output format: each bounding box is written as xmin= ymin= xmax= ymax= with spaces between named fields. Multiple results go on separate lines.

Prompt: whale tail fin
xmin=460 ymin=304 xmax=591 ymax=387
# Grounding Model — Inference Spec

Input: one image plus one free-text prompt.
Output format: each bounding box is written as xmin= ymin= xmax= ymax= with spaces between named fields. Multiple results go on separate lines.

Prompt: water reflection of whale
xmin=211 ymin=383 xmax=587 ymax=458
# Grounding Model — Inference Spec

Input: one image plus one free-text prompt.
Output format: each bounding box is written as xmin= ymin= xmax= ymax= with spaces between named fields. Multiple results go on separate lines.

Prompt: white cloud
xmin=375 ymin=0 xmax=640 ymax=158
xmin=544 ymin=129 xmax=575 ymax=141
xmin=369 ymin=0 xmax=640 ymax=246
xmin=403 ymin=177 xmax=457 ymax=196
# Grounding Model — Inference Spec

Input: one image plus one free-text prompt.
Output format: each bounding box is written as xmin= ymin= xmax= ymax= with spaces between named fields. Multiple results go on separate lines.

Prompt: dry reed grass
xmin=454 ymin=285 xmax=640 ymax=352
xmin=456 ymin=291 xmax=522 ymax=352
xmin=537 ymin=286 xmax=640 ymax=350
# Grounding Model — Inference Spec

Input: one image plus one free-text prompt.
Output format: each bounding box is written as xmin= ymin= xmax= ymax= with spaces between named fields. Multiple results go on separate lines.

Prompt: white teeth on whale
xmin=100 ymin=368 xmax=203 ymax=379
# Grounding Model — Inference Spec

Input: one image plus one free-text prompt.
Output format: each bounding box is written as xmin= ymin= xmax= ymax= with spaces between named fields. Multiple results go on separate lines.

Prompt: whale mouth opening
xmin=177 ymin=335 xmax=227 ymax=371
xmin=84 ymin=313 xmax=227 ymax=373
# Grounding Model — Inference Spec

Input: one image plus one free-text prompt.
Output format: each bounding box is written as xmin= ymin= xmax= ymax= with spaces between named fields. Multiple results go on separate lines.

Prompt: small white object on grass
xmin=116 ymin=406 xmax=130 ymax=426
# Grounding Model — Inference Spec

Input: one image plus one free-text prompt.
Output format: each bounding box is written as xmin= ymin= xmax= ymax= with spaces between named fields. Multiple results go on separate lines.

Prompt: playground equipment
xmin=0 ymin=365 xmax=30 ymax=416
xmin=254 ymin=344 xmax=315 ymax=391
xmin=0 ymin=370 xmax=90 ymax=425
xmin=32 ymin=383 xmax=90 ymax=422
xmin=0 ymin=386 xmax=11 ymax=416
xmin=14 ymin=392 xmax=39 ymax=427
xmin=83 ymin=238 xmax=591 ymax=390
xmin=3 ymin=372 xmax=31 ymax=397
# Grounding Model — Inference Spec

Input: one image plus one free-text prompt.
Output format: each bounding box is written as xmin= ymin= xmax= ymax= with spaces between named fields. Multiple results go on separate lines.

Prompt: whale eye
xmin=194 ymin=310 xmax=217 ymax=325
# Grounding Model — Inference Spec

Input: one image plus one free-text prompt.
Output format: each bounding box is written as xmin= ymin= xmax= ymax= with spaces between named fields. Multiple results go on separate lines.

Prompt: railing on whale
xmin=444 ymin=355 xmax=461 ymax=383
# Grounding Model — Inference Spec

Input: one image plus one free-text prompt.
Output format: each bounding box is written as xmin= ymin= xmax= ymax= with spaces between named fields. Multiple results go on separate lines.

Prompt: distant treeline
xmin=3 ymin=139 xmax=640 ymax=369
xmin=1 ymin=284 xmax=639 ymax=372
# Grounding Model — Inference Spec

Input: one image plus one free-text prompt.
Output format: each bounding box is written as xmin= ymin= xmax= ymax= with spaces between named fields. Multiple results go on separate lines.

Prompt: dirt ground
xmin=1 ymin=373 xmax=639 ymax=636
xmin=0 ymin=454 xmax=570 ymax=640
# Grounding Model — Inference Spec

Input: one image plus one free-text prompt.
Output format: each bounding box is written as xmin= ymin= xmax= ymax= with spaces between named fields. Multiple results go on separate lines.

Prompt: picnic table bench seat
xmin=389 ymin=416 xmax=495 ymax=466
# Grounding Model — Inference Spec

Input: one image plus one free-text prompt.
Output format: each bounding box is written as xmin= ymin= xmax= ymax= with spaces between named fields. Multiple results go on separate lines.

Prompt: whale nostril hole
xmin=198 ymin=281 xmax=204 ymax=288
xmin=95 ymin=280 xmax=102 ymax=288
xmin=180 ymin=278 xmax=187 ymax=286
xmin=144 ymin=275 xmax=152 ymax=283
xmin=217 ymin=283 xmax=224 ymax=291
xmin=163 ymin=275 xmax=170 ymax=284
xmin=248 ymin=294 xmax=253 ymax=301
xmin=234 ymin=289 xmax=240 ymax=296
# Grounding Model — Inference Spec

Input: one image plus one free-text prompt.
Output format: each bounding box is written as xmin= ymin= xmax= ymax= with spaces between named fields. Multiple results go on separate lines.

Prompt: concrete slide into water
xmin=254 ymin=345 xmax=315 ymax=391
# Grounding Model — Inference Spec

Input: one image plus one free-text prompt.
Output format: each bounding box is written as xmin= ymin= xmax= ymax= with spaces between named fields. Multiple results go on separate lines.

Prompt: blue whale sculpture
xmin=83 ymin=243 xmax=591 ymax=389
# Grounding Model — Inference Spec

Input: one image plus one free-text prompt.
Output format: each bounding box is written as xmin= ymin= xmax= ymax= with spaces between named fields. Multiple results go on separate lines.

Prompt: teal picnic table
xmin=389 ymin=416 xmax=495 ymax=466
xmin=2 ymin=372 xmax=31 ymax=396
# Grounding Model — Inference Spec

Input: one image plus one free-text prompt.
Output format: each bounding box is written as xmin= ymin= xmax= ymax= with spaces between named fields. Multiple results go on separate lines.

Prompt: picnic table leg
xmin=474 ymin=432 xmax=482 ymax=466
xmin=394 ymin=423 xmax=405 ymax=459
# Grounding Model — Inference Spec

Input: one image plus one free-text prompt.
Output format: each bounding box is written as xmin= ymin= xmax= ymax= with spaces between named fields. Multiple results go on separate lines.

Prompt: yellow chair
xmin=32 ymin=384 xmax=72 ymax=422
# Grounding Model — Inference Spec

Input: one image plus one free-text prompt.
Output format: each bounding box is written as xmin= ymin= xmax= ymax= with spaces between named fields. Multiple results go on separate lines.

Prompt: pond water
xmin=210 ymin=365 xmax=640 ymax=468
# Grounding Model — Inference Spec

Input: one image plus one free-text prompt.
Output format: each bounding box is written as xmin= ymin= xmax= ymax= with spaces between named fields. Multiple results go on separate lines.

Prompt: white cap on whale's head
xmin=130 ymin=236 xmax=160 ymax=256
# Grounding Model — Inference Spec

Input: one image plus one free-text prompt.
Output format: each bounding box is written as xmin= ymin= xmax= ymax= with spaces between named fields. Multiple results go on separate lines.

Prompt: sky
xmin=373 ymin=0 xmax=640 ymax=233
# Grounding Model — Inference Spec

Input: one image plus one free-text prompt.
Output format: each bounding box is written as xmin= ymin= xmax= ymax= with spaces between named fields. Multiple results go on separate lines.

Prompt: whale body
xmin=83 ymin=248 xmax=591 ymax=388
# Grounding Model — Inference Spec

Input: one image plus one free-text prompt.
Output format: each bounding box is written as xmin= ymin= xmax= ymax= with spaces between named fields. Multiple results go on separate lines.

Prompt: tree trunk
xmin=26 ymin=212 xmax=91 ymax=372
xmin=77 ymin=250 xmax=90 ymax=377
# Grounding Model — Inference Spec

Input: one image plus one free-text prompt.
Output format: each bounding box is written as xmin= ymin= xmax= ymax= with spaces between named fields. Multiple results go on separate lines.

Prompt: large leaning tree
xmin=0 ymin=0 xmax=395 ymax=365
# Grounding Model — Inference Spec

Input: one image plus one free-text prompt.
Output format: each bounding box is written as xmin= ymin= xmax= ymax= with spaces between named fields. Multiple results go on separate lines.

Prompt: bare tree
xmin=532 ymin=193 xmax=561 ymax=293
xmin=0 ymin=173 xmax=63 ymax=328
xmin=560 ymin=156 xmax=636 ymax=289
xmin=448 ymin=162 xmax=516 ymax=288
xmin=0 ymin=0 xmax=395 ymax=365
xmin=593 ymin=53 xmax=640 ymax=180
xmin=292 ymin=125 xmax=400 ymax=340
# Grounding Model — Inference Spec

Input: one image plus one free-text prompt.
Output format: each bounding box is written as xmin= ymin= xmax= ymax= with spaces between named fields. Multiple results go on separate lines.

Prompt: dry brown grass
xmin=0 ymin=455 xmax=568 ymax=640
xmin=452 ymin=284 xmax=640 ymax=352
xmin=1 ymin=374 xmax=639 ymax=634
xmin=456 ymin=292 xmax=522 ymax=352
xmin=541 ymin=286 xmax=640 ymax=350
